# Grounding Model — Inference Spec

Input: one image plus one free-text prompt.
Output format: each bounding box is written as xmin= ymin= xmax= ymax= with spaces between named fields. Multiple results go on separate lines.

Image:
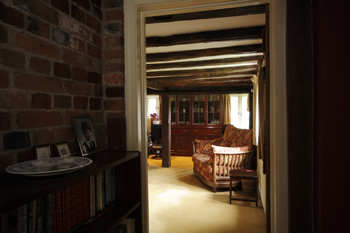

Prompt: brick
xmin=90 ymin=98 xmax=101 ymax=110
xmin=51 ymin=0 xmax=69 ymax=14
xmin=0 ymin=2 xmax=24 ymax=28
xmin=0 ymin=70 xmax=10 ymax=88
xmin=74 ymin=96 xmax=88 ymax=109
xmin=103 ymin=0 xmax=122 ymax=8
xmin=72 ymin=67 xmax=87 ymax=82
xmin=105 ymin=36 xmax=121 ymax=48
xmin=31 ymin=93 xmax=51 ymax=109
xmin=62 ymin=48 xmax=92 ymax=68
xmin=105 ymin=86 xmax=124 ymax=98
xmin=0 ymin=112 xmax=11 ymax=130
xmin=54 ymin=95 xmax=72 ymax=108
xmin=93 ymin=6 xmax=102 ymax=20
xmin=33 ymin=128 xmax=55 ymax=145
xmin=56 ymin=126 xmax=73 ymax=142
xmin=91 ymin=0 xmax=101 ymax=8
xmin=70 ymin=36 xmax=85 ymax=52
xmin=73 ymin=0 xmax=90 ymax=11
xmin=27 ymin=16 xmax=50 ymax=38
xmin=54 ymin=62 xmax=71 ymax=79
xmin=53 ymin=28 xmax=70 ymax=46
xmin=15 ymin=73 xmax=61 ymax=93
xmin=29 ymin=57 xmax=51 ymax=74
xmin=86 ymin=14 xmax=101 ymax=34
xmin=18 ymin=150 xmax=35 ymax=162
xmin=103 ymin=48 xmax=123 ymax=60
xmin=62 ymin=80 xmax=93 ymax=96
xmin=3 ymin=132 xmax=31 ymax=150
xmin=88 ymin=43 xmax=101 ymax=59
xmin=0 ymin=153 xmax=16 ymax=171
xmin=88 ymin=72 xmax=102 ymax=84
xmin=71 ymin=4 xmax=85 ymax=23
xmin=94 ymin=85 xmax=103 ymax=97
xmin=103 ymin=74 xmax=124 ymax=86
xmin=104 ymin=61 xmax=123 ymax=73
xmin=58 ymin=14 xmax=91 ymax=40
xmin=105 ymin=23 xmax=119 ymax=34
xmin=13 ymin=0 xmax=58 ymax=24
xmin=0 ymin=24 xmax=8 ymax=42
xmin=105 ymin=9 xmax=123 ymax=21
xmin=0 ymin=91 xmax=29 ymax=109
xmin=17 ymin=111 xmax=61 ymax=128
xmin=0 ymin=49 xmax=25 ymax=69
xmin=105 ymin=99 xmax=124 ymax=111
xmin=14 ymin=32 xmax=60 ymax=60
xmin=92 ymin=33 xmax=102 ymax=47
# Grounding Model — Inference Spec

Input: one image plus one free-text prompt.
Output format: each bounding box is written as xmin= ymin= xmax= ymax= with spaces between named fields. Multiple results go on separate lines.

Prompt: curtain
xmin=223 ymin=94 xmax=231 ymax=125
xmin=251 ymin=75 xmax=259 ymax=146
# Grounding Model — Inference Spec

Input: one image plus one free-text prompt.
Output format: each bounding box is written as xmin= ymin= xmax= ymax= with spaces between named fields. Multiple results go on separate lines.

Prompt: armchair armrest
xmin=211 ymin=145 xmax=251 ymax=176
xmin=192 ymin=138 xmax=222 ymax=154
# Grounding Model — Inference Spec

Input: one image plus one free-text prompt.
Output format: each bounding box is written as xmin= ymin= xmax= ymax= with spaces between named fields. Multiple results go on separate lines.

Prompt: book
xmin=44 ymin=193 xmax=53 ymax=233
xmin=36 ymin=198 xmax=44 ymax=233
xmin=89 ymin=176 xmax=96 ymax=217
xmin=17 ymin=204 xmax=27 ymax=233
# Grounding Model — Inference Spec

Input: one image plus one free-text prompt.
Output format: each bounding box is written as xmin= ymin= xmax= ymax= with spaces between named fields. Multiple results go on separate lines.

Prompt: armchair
xmin=192 ymin=125 xmax=254 ymax=192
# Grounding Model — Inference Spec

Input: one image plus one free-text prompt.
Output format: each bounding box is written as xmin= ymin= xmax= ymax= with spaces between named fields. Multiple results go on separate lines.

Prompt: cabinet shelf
xmin=0 ymin=150 xmax=142 ymax=233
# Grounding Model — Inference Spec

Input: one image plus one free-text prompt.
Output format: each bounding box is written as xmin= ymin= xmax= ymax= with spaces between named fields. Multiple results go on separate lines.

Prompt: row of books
xmin=1 ymin=168 xmax=117 ymax=233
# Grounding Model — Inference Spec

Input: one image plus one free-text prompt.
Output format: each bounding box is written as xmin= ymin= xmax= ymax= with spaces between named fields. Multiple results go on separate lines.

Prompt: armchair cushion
xmin=220 ymin=125 xmax=253 ymax=150
xmin=194 ymin=138 xmax=222 ymax=154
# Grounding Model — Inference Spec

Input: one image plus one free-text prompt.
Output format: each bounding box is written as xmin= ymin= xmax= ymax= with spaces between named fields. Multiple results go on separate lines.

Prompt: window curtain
xmin=251 ymin=75 xmax=259 ymax=146
xmin=223 ymin=94 xmax=231 ymax=125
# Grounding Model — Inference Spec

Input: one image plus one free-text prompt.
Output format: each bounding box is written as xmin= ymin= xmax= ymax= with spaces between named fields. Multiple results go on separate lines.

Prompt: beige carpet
xmin=147 ymin=156 xmax=266 ymax=233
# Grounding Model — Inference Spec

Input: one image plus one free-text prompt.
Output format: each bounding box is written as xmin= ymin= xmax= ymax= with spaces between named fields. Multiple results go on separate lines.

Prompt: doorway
xmin=124 ymin=1 xmax=288 ymax=233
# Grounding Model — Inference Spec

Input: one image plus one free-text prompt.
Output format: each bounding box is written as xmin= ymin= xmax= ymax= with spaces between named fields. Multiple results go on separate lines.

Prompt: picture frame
xmin=72 ymin=115 xmax=98 ymax=156
xmin=54 ymin=142 xmax=71 ymax=157
xmin=35 ymin=144 xmax=51 ymax=160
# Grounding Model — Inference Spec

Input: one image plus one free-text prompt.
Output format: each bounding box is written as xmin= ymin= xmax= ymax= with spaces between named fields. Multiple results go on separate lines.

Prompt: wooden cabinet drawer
xmin=191 ymin=128 xmax=221 ymax=135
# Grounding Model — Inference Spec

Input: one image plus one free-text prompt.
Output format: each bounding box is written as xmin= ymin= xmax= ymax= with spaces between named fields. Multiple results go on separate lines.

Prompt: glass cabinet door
xmin=170 ymin=95 xmax=177 ymax=125
xmin=192 ymin=94 xmax=206 ymax=125
xmin=178 ymin=94 xmax=190 ymax=125
xmin=208 ymin=94 xmax=221 ymax=125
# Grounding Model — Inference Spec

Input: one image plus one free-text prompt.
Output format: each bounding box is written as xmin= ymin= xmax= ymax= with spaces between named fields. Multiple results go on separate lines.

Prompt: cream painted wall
xmin=124 ymin=1 xmax=288 ymax=233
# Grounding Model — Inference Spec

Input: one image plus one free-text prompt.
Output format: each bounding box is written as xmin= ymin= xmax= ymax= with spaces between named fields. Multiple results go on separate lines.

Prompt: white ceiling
xmin=145 ymin=14 xmax=265 ymax=56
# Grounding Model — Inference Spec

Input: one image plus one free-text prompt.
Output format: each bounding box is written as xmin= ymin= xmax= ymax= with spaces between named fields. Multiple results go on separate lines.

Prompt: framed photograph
xmin=54 ymin=142 xmax=71 ymax=157
xmin=35 ymin=144 xmax=51 ymax=160
xmin=72 ymin=115 xmax=97 ymax=156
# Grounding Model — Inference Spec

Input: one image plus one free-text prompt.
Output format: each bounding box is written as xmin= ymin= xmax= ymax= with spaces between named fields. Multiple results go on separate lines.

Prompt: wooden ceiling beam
xmin=147 ymin=65 xmax=257 ymax=77
xmin=147 ymin=44 xmax=263 ymax=62
xmin=148 ymin=71 xmax=256 ymax=81
xmin=147 ymin=55 xmax=262 ymax=70
xmin=151 ymin=79 xmax=252 ymax=88
xmin=147 ymin=26 xmax=264 ymax=47
xmin=146 ymin=5 xmax=266 ymax=24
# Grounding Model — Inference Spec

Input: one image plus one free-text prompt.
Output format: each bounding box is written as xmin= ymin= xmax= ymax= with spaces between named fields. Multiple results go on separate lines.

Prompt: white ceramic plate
xmin=5 ymin=156 xmax=93 ymax=177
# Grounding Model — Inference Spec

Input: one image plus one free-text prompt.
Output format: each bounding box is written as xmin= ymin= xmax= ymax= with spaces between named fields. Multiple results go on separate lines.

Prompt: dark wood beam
xmin=147 ymin=26 xmax=264 ymax=47
xmin=146 ymin=5 xmax=266 ymax=24
xmin=152 ymin=79 xmax=252 ymax=88
xmin=147 ymin=44 xmax=263 ymax=62
xmin=147 ymin=65 xmax=257 ymax=77
xmin=148 ymin=71 xmax=255 ymax=81
xmin=147 ymin=55 xmax=263 ymax=70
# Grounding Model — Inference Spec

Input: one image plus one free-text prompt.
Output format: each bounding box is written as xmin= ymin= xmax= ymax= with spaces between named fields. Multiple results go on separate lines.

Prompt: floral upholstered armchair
xmin=192 ymin=125 xmax=254 ymax=192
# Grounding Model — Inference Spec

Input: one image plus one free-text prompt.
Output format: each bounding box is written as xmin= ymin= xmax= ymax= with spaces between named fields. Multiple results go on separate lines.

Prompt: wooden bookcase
xmin=170 ymin=94 xmax=223 ymax=156
xmin=0 ymin=150 xmax=142 ymax=233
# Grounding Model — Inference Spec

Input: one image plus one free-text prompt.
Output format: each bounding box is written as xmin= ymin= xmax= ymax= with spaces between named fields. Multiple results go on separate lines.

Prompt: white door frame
xmin=124 ymin=1 xmax=288 ymax=233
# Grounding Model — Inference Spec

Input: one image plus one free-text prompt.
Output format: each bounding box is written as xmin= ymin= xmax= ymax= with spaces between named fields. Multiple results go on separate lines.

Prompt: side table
xmin=229 ymin=169 xmax=258 ymax=207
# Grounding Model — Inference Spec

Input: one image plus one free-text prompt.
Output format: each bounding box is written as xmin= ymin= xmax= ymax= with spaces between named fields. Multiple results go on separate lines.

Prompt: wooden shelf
xmin=0 ymin=150 xmax=142 ymax=233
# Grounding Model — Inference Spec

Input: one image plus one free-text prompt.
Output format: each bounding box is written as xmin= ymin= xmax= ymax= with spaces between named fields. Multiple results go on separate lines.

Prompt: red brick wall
xmin=0 ymin=0 xmax=125 ymax=171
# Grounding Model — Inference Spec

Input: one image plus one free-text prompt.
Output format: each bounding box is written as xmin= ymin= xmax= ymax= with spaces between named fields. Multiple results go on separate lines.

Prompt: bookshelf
xmin=0 ymin=150 xmax=142 ymax=233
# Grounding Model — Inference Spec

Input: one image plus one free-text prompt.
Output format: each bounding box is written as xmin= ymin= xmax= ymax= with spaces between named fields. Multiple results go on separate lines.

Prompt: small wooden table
xmin=229 ymin=169 xmax=259 ymax=206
